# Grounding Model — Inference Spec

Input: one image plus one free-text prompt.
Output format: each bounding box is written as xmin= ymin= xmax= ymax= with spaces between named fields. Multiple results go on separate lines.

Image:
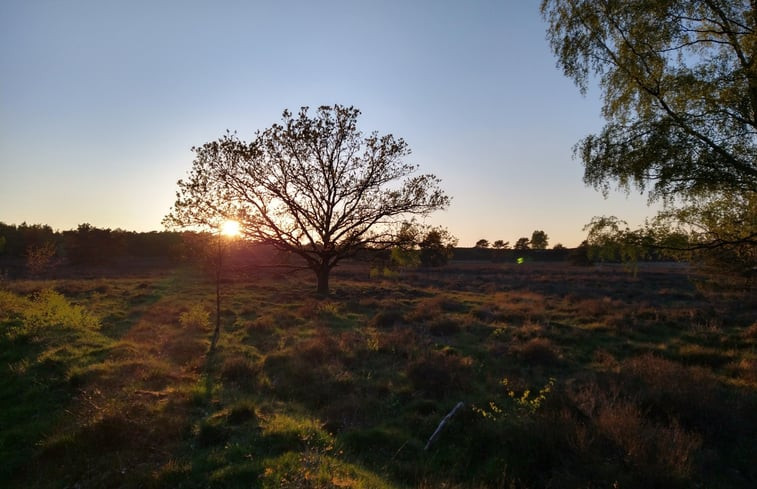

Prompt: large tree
xmin=541 ymin=0 xmax=757 ymax=198
xmin=164 ymin=105 xmax=450 ymax=294
xmin=542 ymin=0 xmax=756 ymax=278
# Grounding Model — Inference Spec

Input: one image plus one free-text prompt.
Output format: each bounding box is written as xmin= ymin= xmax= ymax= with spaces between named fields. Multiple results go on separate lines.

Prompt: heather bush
xmin=514 ymin=337 xmax=562 ymax=366
xmin=407 ymin=349 xmax=473 ymax=399
xmin=220 ymin=354 xmax=261 ymax=384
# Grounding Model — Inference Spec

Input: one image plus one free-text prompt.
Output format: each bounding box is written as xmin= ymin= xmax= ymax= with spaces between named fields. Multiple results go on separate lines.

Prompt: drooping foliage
xmin=542 ymin=0 xmax=757 ymax=198
xmin=543 ymin=0 xmax=757 ymax=277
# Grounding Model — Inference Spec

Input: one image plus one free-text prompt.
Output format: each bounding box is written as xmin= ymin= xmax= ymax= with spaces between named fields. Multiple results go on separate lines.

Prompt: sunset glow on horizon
xmin=220 ymin=220 xmax=240 ymax=237
xmin=0 ymin=1 xmax=660 ymax=247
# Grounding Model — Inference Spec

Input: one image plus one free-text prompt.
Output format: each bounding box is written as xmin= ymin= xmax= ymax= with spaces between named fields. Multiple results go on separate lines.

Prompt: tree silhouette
xmin=514 ymin=237 xmax=530 ymax=250
xmin=164 ymin=105 xmax=450 ymax=294
xmin=530 ymin=230 xmax=549 ymax=250
xmin=492 ymin=239 xmax=509 ymax=250
xmin=474 ymin=239 xmax=490 ymax=249
xmin=419 ymin=227 xmax=457 ymax=267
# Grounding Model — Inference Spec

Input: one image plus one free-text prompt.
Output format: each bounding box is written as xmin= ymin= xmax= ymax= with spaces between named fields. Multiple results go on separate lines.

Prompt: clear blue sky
xmin=0 ymin=0 xmax=656 ymax=247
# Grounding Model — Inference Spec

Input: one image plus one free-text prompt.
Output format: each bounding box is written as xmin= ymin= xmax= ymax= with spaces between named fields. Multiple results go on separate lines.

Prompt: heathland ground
xmin=1 ymin=259 xmax=755 ymax=488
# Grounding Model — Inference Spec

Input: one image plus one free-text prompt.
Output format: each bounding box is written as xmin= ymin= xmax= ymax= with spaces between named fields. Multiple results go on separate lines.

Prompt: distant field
xmin=1 ymin=261 xmax=755 ymax=488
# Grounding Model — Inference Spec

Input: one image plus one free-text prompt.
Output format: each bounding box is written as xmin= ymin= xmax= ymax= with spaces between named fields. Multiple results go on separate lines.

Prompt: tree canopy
xmin=541 ymin=0 xmax=757 ymax=198
xmin=543 ymin=0 xmax=756 ymax=281
xmin=164 ymin=105 xmax=450 ymax=294
xmin=475 ymin=239 xmax=490 ymax=249
xmin=492 ymin=239 xmax=509 ymax=250
xmin=514 ymin=237 xmax=531 ymax=250
xmin=530 ymin=230 xmax=549 ymax=250
xmin=419 ymin=227 xmax=457 ymax=267
xmin=585 ymin=191 xmax=756 ymax=282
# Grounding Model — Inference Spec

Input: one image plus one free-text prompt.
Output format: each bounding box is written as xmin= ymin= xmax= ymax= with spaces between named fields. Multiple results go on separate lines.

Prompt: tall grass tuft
xmin=179 ymin=304 xmax=211 ymax=330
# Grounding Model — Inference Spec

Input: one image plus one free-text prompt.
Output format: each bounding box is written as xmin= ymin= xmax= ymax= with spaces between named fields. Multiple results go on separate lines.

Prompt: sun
xmin=220 ymin=220 xmax=240 ymax=237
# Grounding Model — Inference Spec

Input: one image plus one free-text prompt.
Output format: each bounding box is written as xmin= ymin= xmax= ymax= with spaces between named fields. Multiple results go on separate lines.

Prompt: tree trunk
xmin=211 ymin=234 xmax=222 ymax=351
xmin=315 ymin=263 xmax=330 ymax=296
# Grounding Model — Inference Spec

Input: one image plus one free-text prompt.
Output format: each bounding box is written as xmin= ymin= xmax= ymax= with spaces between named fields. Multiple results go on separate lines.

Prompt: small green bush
xmin=0 ymin=290 xmax=28 ymax=321
xmin=22 ymin=289 xmax=100 ymax=333
xmin=475 ymin=377 xmax=556 ymax=421
xmin=179 ymin=304 xmax=211 ymax=330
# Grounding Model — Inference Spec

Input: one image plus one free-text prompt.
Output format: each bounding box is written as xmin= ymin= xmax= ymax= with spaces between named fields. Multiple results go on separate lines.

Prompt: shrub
xmin=370 ymin=309 xmax=404 ymax=328
xmin=0 ymin=290 xmax=28 ymax=321
xmin=295 ymin=333 xmax=341 ymax=364
xmin=427 ymin=317 xmax=461 ymax=336
xmin=22 ymin=288 xmax=100 ymax=333
xmin=377 ymin=327 xmax=423 ymax=358
xmin=164 ymin=336 xmax=207 ymax=367
xmin=178 ymin=304 xmax=210 ymax=330
xmin=514 ymin=337 xmax=562 ymax=366
xmin=729 ymin=358 xmax=757 ymax=384
xmin=42 ymin=415 xmax=149 ymax=455
xmin=619 ymin=354 xmax=721 ymax=429
xmin=407 ymin=350 xmax=473 ymax=399
xmin=196 ymin=419 xmax=229 ymax=447
xmin=595 ymin=395 xmax=702 ymax=482
xmin=220 ymin=354 xmax=260 ymax=384
xmin=569 ymin=380 xmax=703 ymax=484
xmin=227 ymin=400 xmax=258 ymax=425
xmin=470 ymin=304 xmax=501 ymax=323
xmin=406 ymin=296 xmax=458 ymax=322
xmin=742 ymin=321 xmax=757 ymax=339
xmin=475 ymin=377 xmax=556 ymax=421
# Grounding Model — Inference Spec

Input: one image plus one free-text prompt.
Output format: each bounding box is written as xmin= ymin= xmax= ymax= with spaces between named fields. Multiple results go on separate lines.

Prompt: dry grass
xmin=3 ymin=261 xmax=756 ymax=489
xmin=513 ymin=337 xmax=563 ymax=366
xmin=743 ymin=321 xmax=757 ymax=339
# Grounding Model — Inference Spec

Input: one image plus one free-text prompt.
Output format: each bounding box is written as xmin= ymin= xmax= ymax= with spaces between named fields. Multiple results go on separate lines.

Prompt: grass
xmin=1 ymin=261 xmax=755 ymax=488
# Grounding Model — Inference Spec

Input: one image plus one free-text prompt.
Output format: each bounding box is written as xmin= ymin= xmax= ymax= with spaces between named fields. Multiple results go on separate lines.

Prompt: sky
xmin=0 ymin=0 xmax=659 ymax=247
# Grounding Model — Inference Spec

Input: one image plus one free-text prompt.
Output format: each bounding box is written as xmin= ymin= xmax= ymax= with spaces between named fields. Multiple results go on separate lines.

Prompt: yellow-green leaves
xmin=23 ymin=289 xmax=100 ymax=332
xmin=474 ymin=377 xmax=556 ymax=422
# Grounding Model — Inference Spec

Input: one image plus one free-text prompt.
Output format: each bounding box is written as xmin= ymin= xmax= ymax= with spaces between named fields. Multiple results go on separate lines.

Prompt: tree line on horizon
xmin=473 ymin=230 xmax=556 ymax=251
xmin=0 ymin=222 xmax=189 ymax=273
xmin=0 ymin=220 xmax=593 ymax=280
